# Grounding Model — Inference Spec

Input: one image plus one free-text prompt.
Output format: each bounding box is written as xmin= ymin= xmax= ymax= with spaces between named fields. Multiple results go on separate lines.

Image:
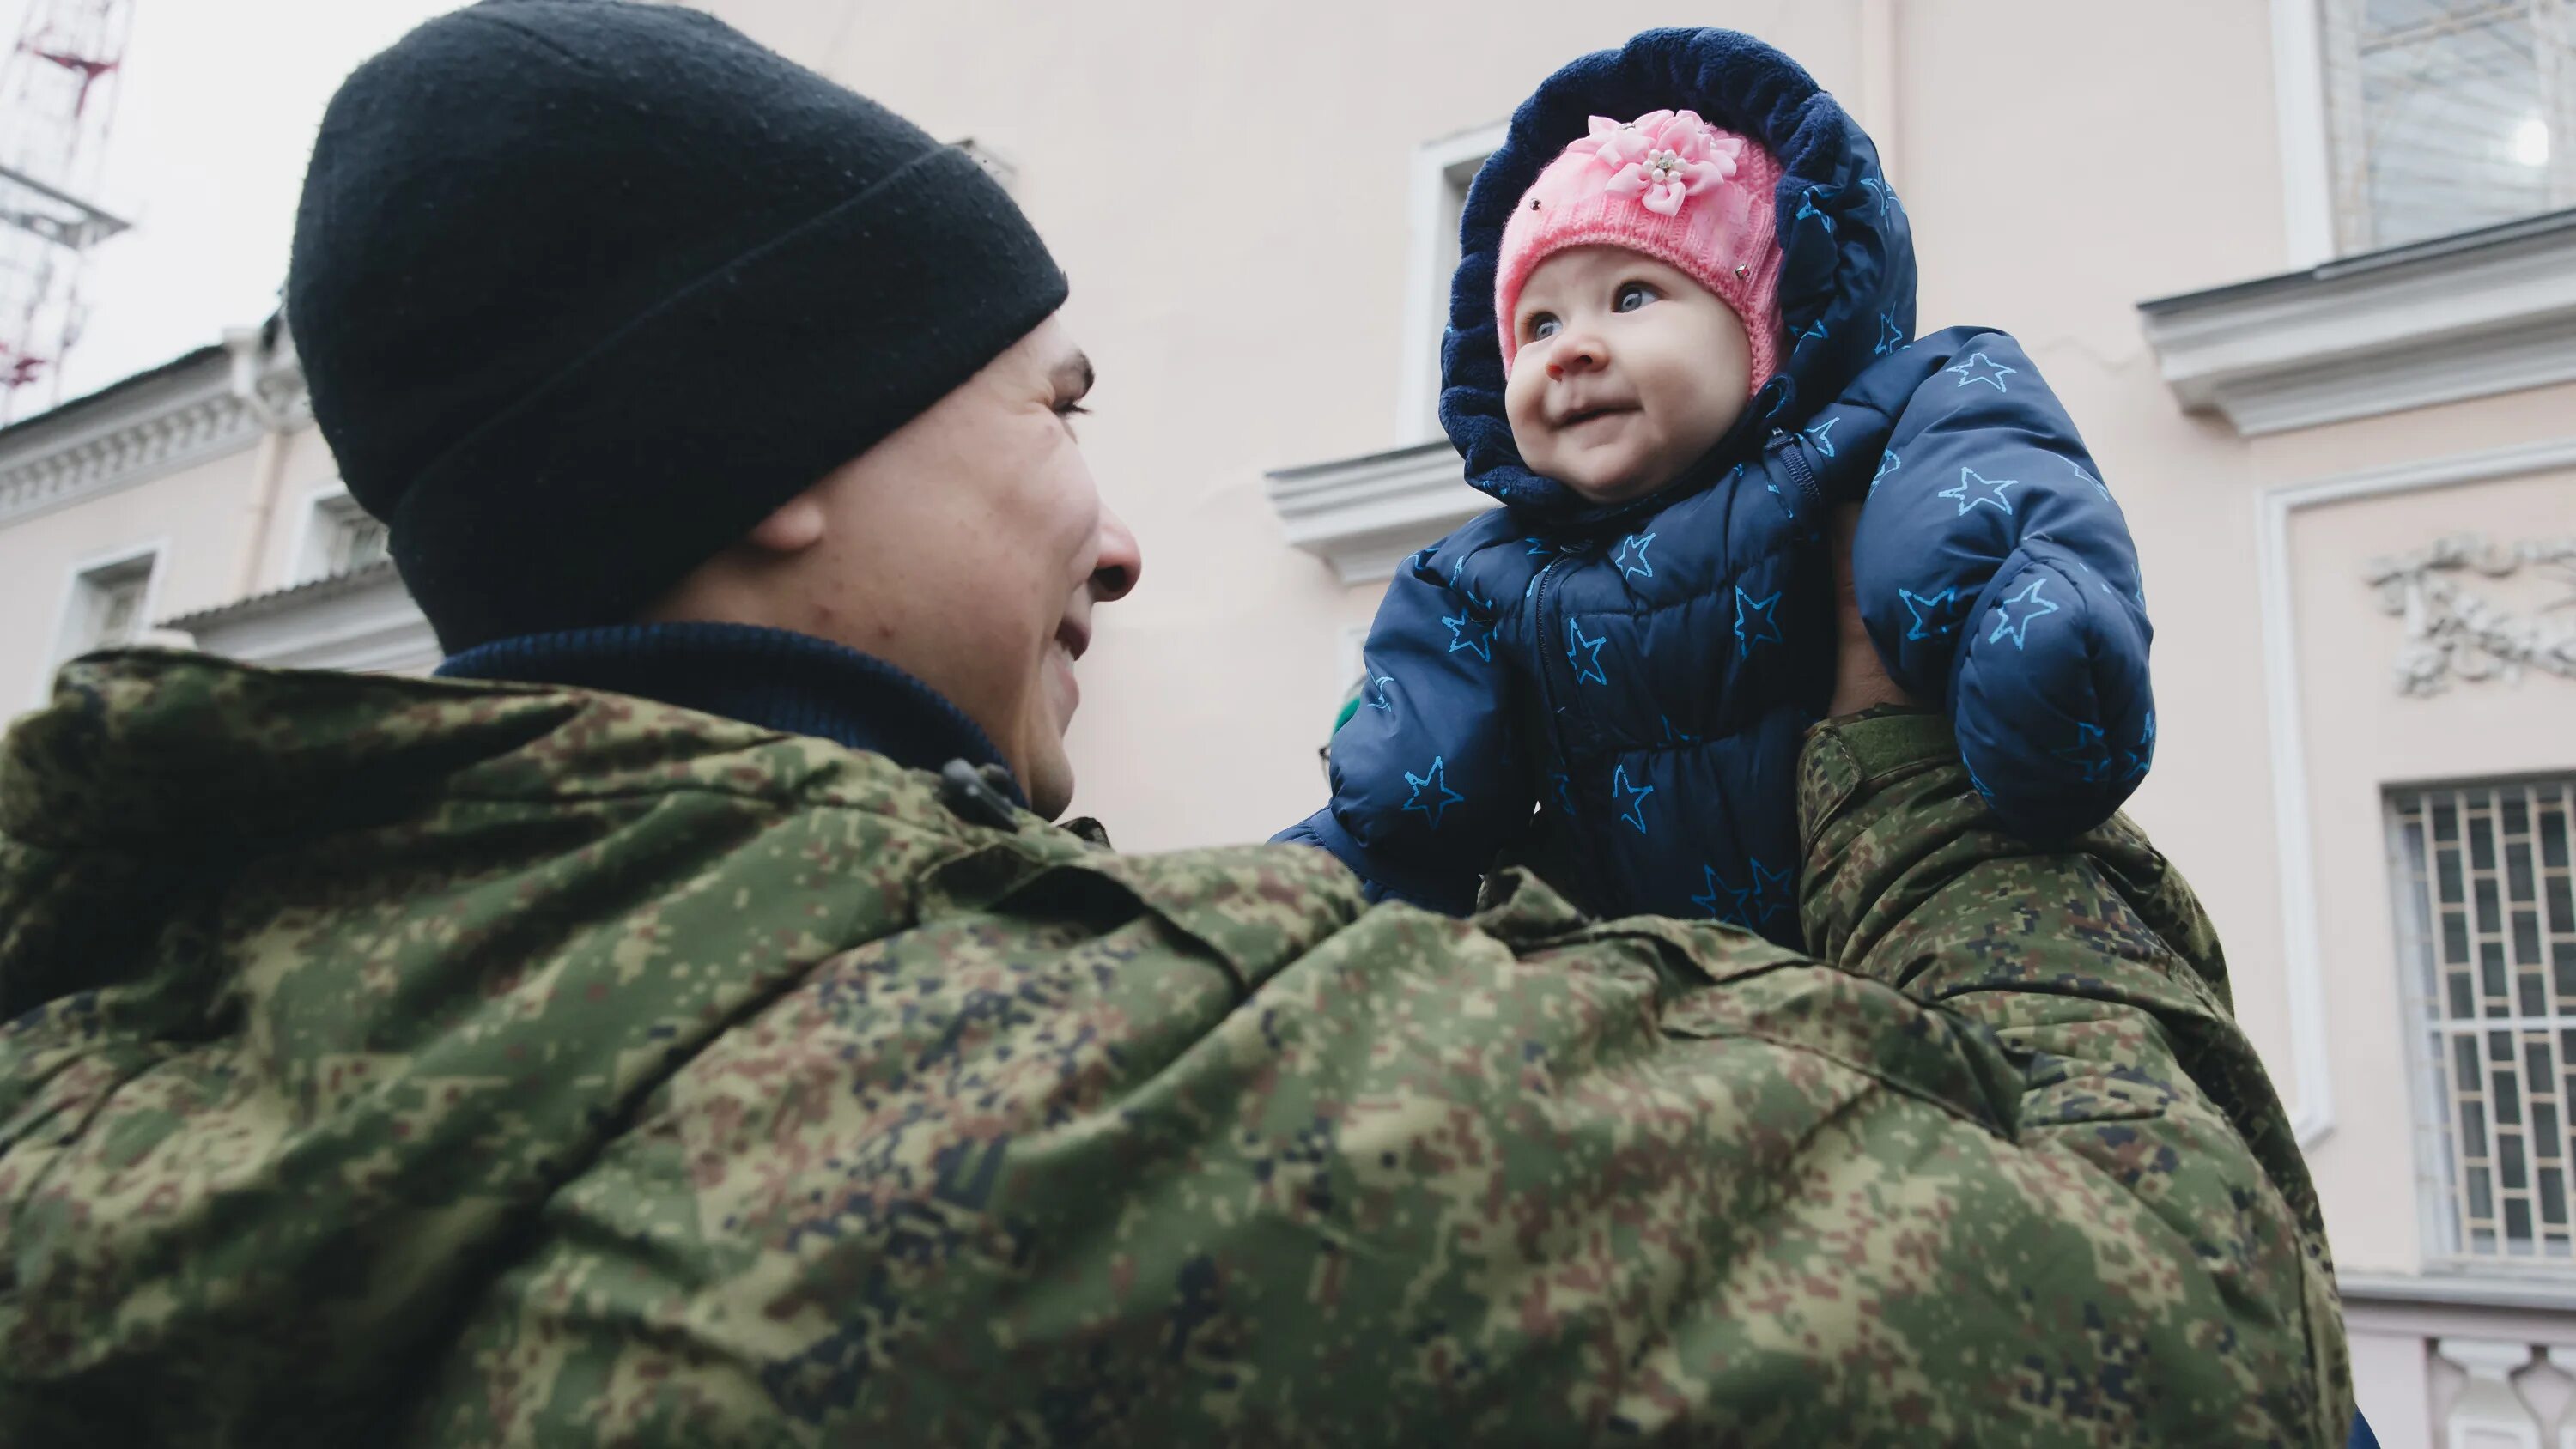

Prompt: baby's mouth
xmin=1558 ymin=403 xmax=1637 ymax=430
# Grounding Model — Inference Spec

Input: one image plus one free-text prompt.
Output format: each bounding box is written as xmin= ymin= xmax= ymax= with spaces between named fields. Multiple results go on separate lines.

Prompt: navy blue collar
xmin=436 ymin=621 xmax=1024 ymax=806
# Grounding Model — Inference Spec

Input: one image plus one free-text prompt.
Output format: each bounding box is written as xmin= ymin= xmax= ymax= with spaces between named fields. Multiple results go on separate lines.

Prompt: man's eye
xmin=1614 ymin=282 xmax=1658 ymax=312
xmin=1528 ymin=314 xmax=1560 ymax=342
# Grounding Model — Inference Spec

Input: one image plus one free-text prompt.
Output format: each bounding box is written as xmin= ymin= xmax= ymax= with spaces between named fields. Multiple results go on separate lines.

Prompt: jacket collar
xmin=436 ymin=620 xmax=1024 ymax=806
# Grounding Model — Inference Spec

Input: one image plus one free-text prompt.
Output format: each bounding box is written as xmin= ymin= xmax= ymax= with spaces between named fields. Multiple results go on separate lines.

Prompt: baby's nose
xmin=1546 ymin=336 xmax=1603 ymax=379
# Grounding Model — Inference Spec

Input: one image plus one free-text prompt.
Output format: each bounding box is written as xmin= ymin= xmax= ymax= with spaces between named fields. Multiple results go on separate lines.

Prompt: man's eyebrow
xmin=1054 ymin=351 xmax=1095 ymax=399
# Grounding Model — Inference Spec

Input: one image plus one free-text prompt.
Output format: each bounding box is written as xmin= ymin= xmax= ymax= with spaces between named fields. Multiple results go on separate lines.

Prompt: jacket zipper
xmin=1771 ymin=427 xmax=1826 ymax=521
xmin=1527 ymin=551 xmax=1615 ymax=907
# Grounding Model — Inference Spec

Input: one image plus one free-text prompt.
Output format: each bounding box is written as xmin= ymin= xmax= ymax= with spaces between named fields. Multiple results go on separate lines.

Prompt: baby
xmin=1279 ymin=28 xmax=2154 ymax=943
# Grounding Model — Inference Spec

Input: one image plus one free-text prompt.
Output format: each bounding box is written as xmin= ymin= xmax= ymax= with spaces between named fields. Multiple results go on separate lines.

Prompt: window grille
xmin=296 ymin=490 xmax=390 ymax=582
xmin=2393 ymin=779 xmax=2576 ymax=1263
xmin=55 ymin=549 xmax=155 ymax=663
xmin=2318 ymin=0 xmax=2576 ymax=253
xmin=333 ymin=512 xmax=389 ymax=574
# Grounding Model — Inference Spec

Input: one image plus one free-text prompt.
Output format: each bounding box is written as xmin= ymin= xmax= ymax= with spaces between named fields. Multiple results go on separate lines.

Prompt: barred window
xmin=2393 ymin=779 xmax=2576 ymax=1263
xmin=2319 ymin=0 xmax=2576 ymax=253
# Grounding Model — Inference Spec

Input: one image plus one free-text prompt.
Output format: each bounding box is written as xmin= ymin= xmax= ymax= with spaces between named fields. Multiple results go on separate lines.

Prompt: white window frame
xmin=2390 ymin=776 xmax=2576 ymax=1270
xmin=2272 ymin=0 xmax=2341 ymax=269
xmin=286 ymin=482 xmax=389 ymax=585
xmin=2278 ymin=0 xmax=2576 ymax=264
xmin=38 ymin=538 xmax=166 ymax=700
xmin=1394 ymin=121 xmax=1509 ymax=444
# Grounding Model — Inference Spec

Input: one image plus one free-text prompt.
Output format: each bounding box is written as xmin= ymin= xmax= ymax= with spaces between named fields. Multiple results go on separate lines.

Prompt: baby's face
xmin=1504 ymin=246 xmax=1752 ymax=506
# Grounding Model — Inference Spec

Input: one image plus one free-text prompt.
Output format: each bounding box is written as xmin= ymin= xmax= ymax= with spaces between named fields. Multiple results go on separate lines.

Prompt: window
xmin=1397 ymin=124 xmax=1507 ymax=440
xmin=295 ymin=488 xmax=391 ymax=583
xmin=2320 ymin=0 xmax=2576 ymax=252
xmin=2393 ymin=779 xmax=2576 ymax=1263
xmin=50 ymin=547 xmax=158 ymax=666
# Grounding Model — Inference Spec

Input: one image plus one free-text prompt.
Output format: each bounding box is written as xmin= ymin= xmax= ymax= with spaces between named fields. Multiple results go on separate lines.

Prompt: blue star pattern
xmin=1802 ymin=417 xmax=1839 ymax=458
xmin=1795 ymin=188 xmax=1835 ymax=238
xmin=1704 ymin=857 xmax=1790 ymax=927
xmin=1363 ymin=676 xmax=1395 ymax=713
xmin=1442 ymin=603 xmax=1495 ymax=662
xmin=1692 ymin=864 xmax=1728 ymax=919
xmin=1734 ymin=586 xmax=1784 ymax=654
xmin=2124 ymin=712 xmax=2155 ymax=781
xmin=2070 ymin=461 xmax=2111 ymax=500
xmin=1565 ymin=615 xmax=1609 ymax=686
xmin=1871 ymin=448 xmax=1901 ymax=492
xmin=1794 ymin=318 xmax=1827 ymax=355
xmin=1899 ymin=585 xmax=1971 ymax=641
xmin=2054 ymin=722 xmax=2113 ymax=785
xmin=1859 ymin=175 xmax=1902 ymax=217
xmin=1659 ymin=714 xmax=1698 ymax=746
xmin=1523 ymin=536 xmax=1554 ymax=557
xmin=1402 ymin=756 xmax=1464 ymax=829
xmin=1947 ymin=353 xmax=2017 ymax=391
xmin=1552 ymin=771 xmax=1575 ymax=816
xmin=1986 ymin=576 xmax=2060 ymax=649
xmin=1612 ymin=765 xmax=1655 ymax=834
xmin=1613 ymin=531 xmax=1656 ymax=579
xmin=1875 ymin=312 xmax=1905 ymax=355
xmin=1938 ymin=466 xmax=2021 ymax=517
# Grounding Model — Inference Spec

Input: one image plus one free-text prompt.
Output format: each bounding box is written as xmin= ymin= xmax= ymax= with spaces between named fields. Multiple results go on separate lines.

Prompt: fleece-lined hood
xmin=1441 ymin=28 xmax=1913 ymax=521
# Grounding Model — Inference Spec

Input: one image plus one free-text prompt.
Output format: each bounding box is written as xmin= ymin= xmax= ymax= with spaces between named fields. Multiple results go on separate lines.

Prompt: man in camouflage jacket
xmin=0 ymin=3 xmax=2350 ymax=1444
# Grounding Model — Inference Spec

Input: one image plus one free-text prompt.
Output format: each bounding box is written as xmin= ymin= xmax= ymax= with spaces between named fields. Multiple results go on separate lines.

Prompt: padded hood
xmin=1441 ymin=28 xmax=1915 ymax=522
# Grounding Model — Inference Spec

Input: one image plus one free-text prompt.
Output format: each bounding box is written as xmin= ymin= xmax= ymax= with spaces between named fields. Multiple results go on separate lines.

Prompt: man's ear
xmin=744 ymin=492 xmax=828 ymax=555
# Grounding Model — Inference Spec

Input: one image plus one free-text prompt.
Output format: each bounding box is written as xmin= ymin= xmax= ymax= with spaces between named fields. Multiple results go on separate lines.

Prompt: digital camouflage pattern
xmin=0 ymin=652 xmax=2348 ymax=1446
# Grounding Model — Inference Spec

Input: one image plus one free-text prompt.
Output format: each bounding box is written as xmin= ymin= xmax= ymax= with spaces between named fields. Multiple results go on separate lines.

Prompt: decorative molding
xmin=1265 ymin=440 xmax=1494 ymax=585
xmin=0 ymin=324 xmax=310 ymax=532
xmin=2138 ymin=209 xmax=2576 ymax=437
xmin=164 ymin=560 xmax=440 ymax=676
xmin=2257 ymin=435 xmax=2576 ymax=1148
xmin=2344 ymin=1273 xmax=2576 ymax=1317
xmin=0 ymin=350 xmax=258 ymax=528
xmin=2365 ymin=534 xmax=2576 ymax=695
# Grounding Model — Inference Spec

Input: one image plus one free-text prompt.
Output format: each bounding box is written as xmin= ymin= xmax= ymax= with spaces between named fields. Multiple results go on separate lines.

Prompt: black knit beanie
xmin=288 ymin=0 xmax=1067 ymax=652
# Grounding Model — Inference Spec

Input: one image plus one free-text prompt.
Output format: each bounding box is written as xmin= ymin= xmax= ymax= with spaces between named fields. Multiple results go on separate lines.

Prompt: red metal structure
xmin=0 ymin=0 xmax=134 ymax=421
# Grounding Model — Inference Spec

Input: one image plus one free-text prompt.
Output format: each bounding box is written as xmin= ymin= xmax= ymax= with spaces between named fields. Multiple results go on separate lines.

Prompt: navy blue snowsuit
xmin=1279 ymin=29 xmax=2155 ymax=943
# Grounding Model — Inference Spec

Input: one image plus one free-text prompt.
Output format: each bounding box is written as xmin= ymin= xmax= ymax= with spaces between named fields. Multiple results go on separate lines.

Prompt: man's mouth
xmin=1054 ymin=621 xmax=1090 ymax=664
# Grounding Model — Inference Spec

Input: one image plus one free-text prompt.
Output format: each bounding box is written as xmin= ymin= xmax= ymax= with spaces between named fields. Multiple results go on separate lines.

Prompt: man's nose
xmin=1091 ymin=505 xmax=1142 ymax=602
xmin=1546 ymin=328 xmax=1606 ymax=380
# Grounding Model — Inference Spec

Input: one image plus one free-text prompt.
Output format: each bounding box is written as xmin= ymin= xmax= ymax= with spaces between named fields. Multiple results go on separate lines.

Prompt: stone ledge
xmin=1264 ymin=440 xmax=1493 ymax=585
xmin=2137 ymin=208 xmax=2576 ymax=436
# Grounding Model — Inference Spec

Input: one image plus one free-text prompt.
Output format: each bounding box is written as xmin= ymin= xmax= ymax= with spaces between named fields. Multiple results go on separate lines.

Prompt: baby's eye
xmin=1527 ymin=313 xmax=1561 ymax=343
xmin=1614 ymin=282 xmax=1660 ymax=312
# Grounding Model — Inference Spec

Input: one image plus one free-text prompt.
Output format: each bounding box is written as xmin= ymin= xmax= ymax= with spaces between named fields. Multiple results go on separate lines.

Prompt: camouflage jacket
xmin=0 ymin=652 xmax=2348 ymax=1446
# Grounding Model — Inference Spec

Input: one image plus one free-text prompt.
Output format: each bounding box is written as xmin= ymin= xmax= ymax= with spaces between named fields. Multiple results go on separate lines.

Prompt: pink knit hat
xmin=1495 ymin=110 xmax=1783 ymax=387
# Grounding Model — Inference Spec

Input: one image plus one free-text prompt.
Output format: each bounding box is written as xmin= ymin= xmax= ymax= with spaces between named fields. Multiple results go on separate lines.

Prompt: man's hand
xmin=1826 ymin=503 xmax=1921 ymax=718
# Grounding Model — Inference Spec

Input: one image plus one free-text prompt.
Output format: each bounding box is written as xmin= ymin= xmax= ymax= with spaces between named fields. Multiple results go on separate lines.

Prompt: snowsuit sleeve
xmin=1829 ymin=328 xmax=2154 ymax=840
xmin=1273 ymin=545 xmax=1530 ymax=915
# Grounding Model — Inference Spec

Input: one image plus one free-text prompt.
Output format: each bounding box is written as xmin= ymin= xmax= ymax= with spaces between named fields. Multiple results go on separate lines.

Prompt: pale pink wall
xmin=248 ymin=422 xmax=355 ymax=590
xmin=0 ymin=444 xmax=261 ymax=715
xmin=2283 ymin=464 xmax=2576 ymax=1271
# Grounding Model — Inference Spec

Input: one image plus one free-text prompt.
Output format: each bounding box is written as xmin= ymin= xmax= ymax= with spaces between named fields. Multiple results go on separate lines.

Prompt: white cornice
xmin=1265 ymin=440 xmax=1496 ymax=585
xmin=167 ymin=561 xmax=440 ymax=676
xmin=0 ymin=351 xmax=252 ymax=528
xmin=2139 ymin=209 xmax=2576 ymax=437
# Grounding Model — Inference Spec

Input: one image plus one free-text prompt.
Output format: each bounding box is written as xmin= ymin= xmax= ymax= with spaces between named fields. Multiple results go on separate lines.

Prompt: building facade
xmin=1 ymin=2 xmax=2572 ymax=1441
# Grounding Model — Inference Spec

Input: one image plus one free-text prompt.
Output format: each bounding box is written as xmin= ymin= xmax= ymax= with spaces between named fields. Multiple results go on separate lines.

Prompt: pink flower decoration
xmin=1568 ymin=109 xmax=1676 ymax=170
xmin=1584 ymin=110 xmax=1743 ymax=217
